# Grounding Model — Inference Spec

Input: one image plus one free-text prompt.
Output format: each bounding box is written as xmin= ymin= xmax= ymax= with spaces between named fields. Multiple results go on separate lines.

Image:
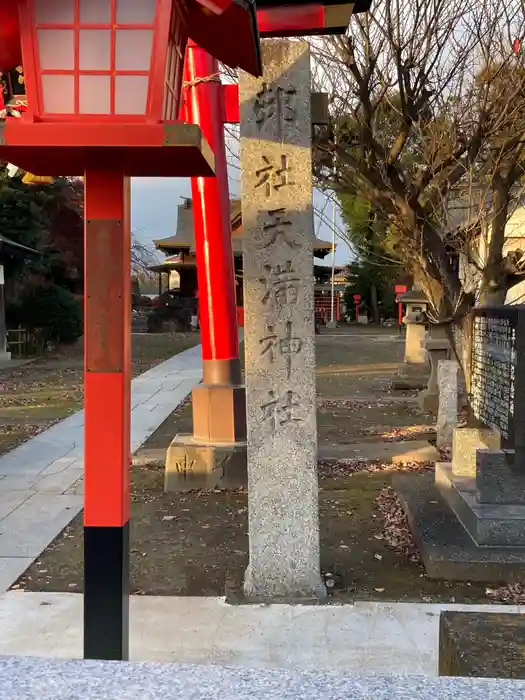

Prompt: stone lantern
xmin=400 ymin=289 xmax=429 ymax=373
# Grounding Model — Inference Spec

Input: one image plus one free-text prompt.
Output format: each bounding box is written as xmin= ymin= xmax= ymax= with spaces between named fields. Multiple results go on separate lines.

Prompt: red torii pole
xmin=180 ymin=42 xmax=245 ymax=447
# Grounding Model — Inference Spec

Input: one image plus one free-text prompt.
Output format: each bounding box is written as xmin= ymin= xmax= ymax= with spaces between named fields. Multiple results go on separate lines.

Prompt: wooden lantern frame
xmin=18 ymin=0 xmax=188 ymax=123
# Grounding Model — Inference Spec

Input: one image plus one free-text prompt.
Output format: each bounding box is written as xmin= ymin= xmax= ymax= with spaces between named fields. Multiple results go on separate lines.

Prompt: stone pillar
xmin=418 ymin=324 xmax=452 ymax=412
xmin=240 ymin=40 xmax=324 ymax=600
xmin=0 ymin=265 xmax=10 ymax=362
xmin=436 ymin=360 xmax=459 ymax=451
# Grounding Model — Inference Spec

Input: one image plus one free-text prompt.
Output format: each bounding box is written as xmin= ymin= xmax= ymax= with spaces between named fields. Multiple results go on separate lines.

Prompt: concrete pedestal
xmin=165 ymin=435 xmax=246 ymax=492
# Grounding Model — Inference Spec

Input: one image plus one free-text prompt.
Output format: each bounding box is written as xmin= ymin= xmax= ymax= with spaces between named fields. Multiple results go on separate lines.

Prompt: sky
xmin=130 ymin=174 xmax=352 ymax=269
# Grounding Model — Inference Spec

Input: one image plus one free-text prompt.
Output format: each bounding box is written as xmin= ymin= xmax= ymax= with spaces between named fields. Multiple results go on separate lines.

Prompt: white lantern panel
xmin=115 ymin=30 xmax=153 ymax=71
xmin=116 ymin=0 xmax=157 ymax=24
xmin=35 ymin=0 xmax=74 ymax=24
xmin=41 ymin=74 xmax=74 ymax=113
xmin=115 ymin=75 xmax=148 ymax=114
xmin=80 ymin=0 xmax=111 ymax=23
xmin=79 ymin=75 xmax=111 ymax=114
xmin=38 ymin=29 xmax=74 ymax=70
xmin=79 ymin=30 xmax=111 ymax=70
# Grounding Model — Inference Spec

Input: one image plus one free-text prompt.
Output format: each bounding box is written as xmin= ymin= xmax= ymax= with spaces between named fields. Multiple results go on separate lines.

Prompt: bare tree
xmin=312 ymin=0 xmax=525 ymax=334
xmin=131 ymin=233 xmax=159 ymax=275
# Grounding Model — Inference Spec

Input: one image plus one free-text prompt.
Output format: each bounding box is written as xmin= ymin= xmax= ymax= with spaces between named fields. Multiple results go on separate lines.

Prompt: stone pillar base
xmin=164 ymin=434 xmax=247 ymax=492
xmin=192 ymin=384 xmax=246 ymax=443
xmin=0 ymin=352 xmax=11 ymax=364
xmin=325 ymin=320 xmax=337 ymax=329
xmin=243 ymin=564 xmax=327 ymax=603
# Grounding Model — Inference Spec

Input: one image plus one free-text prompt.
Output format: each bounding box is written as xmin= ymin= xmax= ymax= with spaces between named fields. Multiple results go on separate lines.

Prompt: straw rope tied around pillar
xmin=183 ymin=73 xmax=222 ymax=88
xmin=181 ymin=73 xmax=222 ymax=120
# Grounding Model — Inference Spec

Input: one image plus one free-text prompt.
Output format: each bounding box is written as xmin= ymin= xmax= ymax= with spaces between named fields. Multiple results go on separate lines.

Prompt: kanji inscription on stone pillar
xmin=240 ymin=39 xmax=324 ymax=599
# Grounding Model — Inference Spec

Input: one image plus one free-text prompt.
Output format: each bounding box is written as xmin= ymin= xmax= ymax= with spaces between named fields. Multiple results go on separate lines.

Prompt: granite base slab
xmin=436 ymin=462 xmax=525 ymax=546
xmin=394 ymin=472 xmax=525 ymax=581
xmin=439 ymin=611 xmax=525 ymax=678
xmin=2 ymin=655 xmax=525 ymax=700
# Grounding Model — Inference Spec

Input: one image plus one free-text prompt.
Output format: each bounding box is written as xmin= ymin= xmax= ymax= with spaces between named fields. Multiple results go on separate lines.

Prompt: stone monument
xmin=396 ymin=305 xmax=525 ymax=580
xmin=239 ymin=39 xmax=324 ymax=600
xmin=436 ymin=360 xmax=459 ymax=451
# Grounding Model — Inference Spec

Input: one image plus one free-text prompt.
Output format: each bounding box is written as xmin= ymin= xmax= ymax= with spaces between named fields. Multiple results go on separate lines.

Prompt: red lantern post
xmin=394 ymin=284 xmax=408 ymax=328
xmin=0 ymin=0 xmax=261 ymax=663
xmin=353 ymin=293 xmax=361 ymax=323
xmin=181 ymin=41 xmax=246 ymax=447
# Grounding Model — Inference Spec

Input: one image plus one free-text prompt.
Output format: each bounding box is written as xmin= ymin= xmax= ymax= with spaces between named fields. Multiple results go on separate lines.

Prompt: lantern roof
xmin=253 ymin=0 xmax=371 ymax=13
xmin=0 ymin=120 xmax=216 ymax=178
xmin=187 ymin=0 xmax=262 ymax=76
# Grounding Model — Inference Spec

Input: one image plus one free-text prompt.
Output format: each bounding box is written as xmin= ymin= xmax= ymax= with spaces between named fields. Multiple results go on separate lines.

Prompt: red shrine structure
xmin=0 ymin=0 xmax=262 ymax=662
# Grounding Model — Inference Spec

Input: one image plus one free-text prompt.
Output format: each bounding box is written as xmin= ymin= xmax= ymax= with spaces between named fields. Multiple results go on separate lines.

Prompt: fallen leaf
xmin=374 ymin=587 xmax=385 ymax=593
xmin=162 ymin=515 xmax=176 ymax=521
xmin=374 ymin=553 xmax=383 ymax=561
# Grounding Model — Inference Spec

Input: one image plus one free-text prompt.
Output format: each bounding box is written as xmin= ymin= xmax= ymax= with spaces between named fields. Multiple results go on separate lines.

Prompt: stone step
xmin=439 ymin=611 xmax=525 ymax=678
xmin=436 ymin=462 xmax=525 ymax=547
xmin=318 ymin=440 xmax=439 ymax=463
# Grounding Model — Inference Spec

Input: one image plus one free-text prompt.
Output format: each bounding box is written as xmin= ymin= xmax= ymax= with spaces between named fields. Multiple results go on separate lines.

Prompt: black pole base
xmin=84 ymin=522 xmax=130 ymax=661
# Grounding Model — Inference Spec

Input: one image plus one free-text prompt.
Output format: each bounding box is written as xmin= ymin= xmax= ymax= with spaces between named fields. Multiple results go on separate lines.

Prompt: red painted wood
xmin=184 ymin=41 xmax=239 ymax=362
xmin=257 ymin=5 xmax=324 ymax=36
xmin=221 ymin=84 xmax=239 ymax=124
xmin=83 ymin=170 xmax=131 ymax=528
xmin=0 ymin=121 xmax=215 ymax=177
xmin=84 ymin=372 xmax=130 ymax=527
xmin=0 ymin=5 xmax=22 ymax=70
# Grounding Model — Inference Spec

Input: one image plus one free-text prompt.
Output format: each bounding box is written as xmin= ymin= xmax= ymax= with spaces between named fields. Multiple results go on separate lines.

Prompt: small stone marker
xmin=451 ymin=427 xmax=500 ymax=478
xmin=436 ymin=360 xmax=459 ymax=451
xmin=239 ymin=39 xmax=324 ymax=600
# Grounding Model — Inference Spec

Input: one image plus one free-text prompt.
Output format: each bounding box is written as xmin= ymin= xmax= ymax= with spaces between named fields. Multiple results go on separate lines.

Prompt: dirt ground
xmin=16 ymin=326 xmax=503 ymax=603
xmin=0 ymin=333 xmax=200 ymax=457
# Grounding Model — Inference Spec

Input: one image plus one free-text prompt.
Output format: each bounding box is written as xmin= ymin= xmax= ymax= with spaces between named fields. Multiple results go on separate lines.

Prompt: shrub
xmin=8 ymin=283 xmax=83 ymax=345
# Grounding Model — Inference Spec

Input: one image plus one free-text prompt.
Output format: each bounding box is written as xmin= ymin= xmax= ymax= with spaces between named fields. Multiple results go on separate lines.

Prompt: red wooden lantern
xmin=12 ymin=0 xmax=260 ymax=124
xmin=16 ymin=0 xmax=189 ymax=122
xmin=0 ymin=0 xmax=261 ymax=176
xmin=0 ymin=5 xmax=22 ymax=70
